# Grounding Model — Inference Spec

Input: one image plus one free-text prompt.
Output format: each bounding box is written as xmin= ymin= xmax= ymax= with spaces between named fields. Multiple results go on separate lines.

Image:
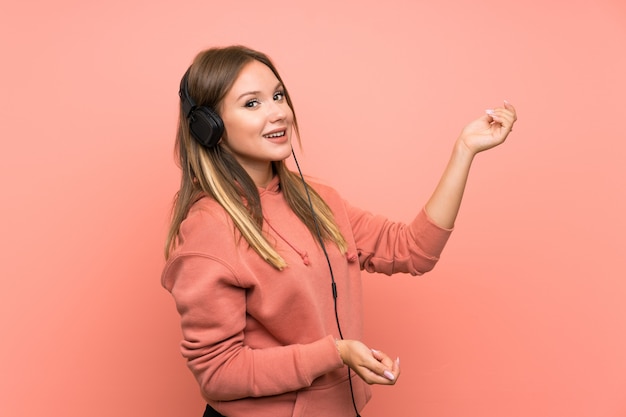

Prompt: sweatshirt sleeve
xmin=346 ymin=202 xmax=454 ymax=276
xmin=162 ymin=251 xmax=343 ymax=402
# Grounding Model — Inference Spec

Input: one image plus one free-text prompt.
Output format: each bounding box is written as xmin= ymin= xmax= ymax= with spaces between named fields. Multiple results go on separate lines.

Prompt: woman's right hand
xmin=336 ymin=339 xmax=400 ymax=385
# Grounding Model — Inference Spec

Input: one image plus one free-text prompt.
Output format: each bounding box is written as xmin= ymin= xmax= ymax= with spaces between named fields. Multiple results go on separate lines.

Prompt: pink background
xmin=1 ymin=0 xmax=625 ymax=416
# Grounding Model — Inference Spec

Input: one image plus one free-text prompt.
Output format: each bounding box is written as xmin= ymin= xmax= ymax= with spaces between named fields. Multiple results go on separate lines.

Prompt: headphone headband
xmin=179 ymin=69 xmax=195 ymax=118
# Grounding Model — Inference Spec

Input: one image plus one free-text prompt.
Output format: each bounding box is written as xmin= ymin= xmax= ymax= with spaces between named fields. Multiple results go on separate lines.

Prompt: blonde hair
xmin=165 ymin=46 xmax=347 ymax=269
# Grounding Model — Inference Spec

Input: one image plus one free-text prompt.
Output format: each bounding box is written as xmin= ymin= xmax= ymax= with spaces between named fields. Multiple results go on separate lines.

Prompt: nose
xmin=267 ymin=100 xmax=287 ymax=122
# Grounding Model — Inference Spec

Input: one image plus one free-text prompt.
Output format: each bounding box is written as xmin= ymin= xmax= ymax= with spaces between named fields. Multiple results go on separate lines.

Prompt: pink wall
xmin=1 ymin=0 xmax=625 ymax=416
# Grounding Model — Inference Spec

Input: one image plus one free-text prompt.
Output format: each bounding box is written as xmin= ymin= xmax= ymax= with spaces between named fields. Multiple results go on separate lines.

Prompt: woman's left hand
xmin=336 ymin=339 xmax=400 ymax=385
xmin=458 ymin=100 xmax=517 ymax=155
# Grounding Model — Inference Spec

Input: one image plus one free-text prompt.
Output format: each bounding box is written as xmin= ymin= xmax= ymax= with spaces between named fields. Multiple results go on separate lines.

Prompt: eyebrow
xmin=236 ymin=82 xmax=284 ymax=101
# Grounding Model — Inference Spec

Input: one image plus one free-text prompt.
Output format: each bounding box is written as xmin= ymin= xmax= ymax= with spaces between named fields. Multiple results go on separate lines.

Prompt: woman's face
xmin=219 ymin=59 xmax=294 ymax=187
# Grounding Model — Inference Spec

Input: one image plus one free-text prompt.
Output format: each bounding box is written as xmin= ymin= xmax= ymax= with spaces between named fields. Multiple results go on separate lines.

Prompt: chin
xmin=273 ymin=150 xmax=292 ymax=162
xmin=271 ymin=142 xmax=293 ymax=161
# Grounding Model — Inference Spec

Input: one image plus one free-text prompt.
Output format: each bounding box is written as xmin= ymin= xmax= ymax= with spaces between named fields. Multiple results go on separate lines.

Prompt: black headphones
xmin=179 ymin=68 xmax=225 ymax=148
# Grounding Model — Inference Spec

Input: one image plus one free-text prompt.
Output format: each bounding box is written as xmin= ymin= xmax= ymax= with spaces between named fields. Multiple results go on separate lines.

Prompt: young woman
xmin=162 ymin=45 xmax=517 ymax=417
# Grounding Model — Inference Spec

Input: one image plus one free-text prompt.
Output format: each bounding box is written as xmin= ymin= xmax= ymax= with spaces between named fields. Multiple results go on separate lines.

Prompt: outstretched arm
xmin=424 ymin=101 xmax=517 ymax=229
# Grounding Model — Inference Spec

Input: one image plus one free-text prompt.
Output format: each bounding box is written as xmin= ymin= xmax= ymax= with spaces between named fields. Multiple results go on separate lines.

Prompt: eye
xmin=273 ymin=91 xmax=285 ymax=101
xmin=244 ymin=99 xmax=260 ymax=108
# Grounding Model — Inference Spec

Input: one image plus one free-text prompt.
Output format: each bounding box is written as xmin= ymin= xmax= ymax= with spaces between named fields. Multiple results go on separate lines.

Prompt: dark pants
xmin=203 ymin=404 xmax=225 ymax=417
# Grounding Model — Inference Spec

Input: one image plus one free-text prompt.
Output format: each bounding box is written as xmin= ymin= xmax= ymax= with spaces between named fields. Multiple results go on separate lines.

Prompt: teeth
xmin=264 ymin=131 xmax=285 ymax=138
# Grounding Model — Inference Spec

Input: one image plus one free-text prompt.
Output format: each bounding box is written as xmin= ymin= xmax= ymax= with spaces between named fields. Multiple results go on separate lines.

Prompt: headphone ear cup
xmin=188 ymin=106 xmax=225 ymax=148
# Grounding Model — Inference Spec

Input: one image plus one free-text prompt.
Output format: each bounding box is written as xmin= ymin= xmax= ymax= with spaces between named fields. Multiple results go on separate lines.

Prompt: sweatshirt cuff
xmin=298 ymin=335 xmax=344 ymax=383
xmin=409 ymin=208 xmax=454 ymax=258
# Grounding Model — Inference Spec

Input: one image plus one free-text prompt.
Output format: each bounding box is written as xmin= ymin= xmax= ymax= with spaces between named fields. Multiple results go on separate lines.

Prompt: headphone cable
xmin=291 ymin=150 xmax=362 ymax=417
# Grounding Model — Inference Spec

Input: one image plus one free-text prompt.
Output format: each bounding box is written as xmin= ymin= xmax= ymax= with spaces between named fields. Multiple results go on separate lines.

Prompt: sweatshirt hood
xmin=259 ymin=176 xmax=310 ymax=265
xmin=258 ymin=175 xmax=357 ymax=267
xmin=257 ymin=175 xmax=281 ymax=196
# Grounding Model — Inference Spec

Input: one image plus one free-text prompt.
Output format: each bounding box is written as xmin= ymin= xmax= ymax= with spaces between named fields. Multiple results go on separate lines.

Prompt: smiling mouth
xmin=263 ymin=131 xmax=286 ymax=139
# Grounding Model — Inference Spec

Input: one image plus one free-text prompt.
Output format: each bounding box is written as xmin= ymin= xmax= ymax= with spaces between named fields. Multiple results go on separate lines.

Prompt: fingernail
xmin=504 ymin=99 xmax=510 ymax=105
xmin=371 ymin=349 xmax=379 ymax=354
xmin=384 ymin=370 xmax=395 ymax=381
xmin=486 ymin=109 xmax=495 ymax=115
xmin=396 ymin=357 xmax=401 ymax=367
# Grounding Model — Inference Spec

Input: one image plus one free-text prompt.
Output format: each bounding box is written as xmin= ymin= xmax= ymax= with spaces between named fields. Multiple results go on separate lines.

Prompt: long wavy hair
xmin=165 ymin=45 xmax=347 ymax=269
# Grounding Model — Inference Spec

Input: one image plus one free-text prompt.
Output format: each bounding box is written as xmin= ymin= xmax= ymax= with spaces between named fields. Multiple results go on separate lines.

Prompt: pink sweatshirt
xmin=161 ymin=176 xmax=452 ymax=417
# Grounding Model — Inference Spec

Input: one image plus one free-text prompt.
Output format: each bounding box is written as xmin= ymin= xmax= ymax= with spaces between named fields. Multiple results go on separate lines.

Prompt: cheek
xmin=282 ymin=108 xmax=295 ymax=130
xmin=223 ymin=113 xmax=258 ymax=141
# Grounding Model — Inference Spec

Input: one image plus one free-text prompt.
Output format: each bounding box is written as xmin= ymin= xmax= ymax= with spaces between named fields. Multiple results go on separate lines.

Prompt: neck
xmin=248 ymin=163 xmax=274 ymax=188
